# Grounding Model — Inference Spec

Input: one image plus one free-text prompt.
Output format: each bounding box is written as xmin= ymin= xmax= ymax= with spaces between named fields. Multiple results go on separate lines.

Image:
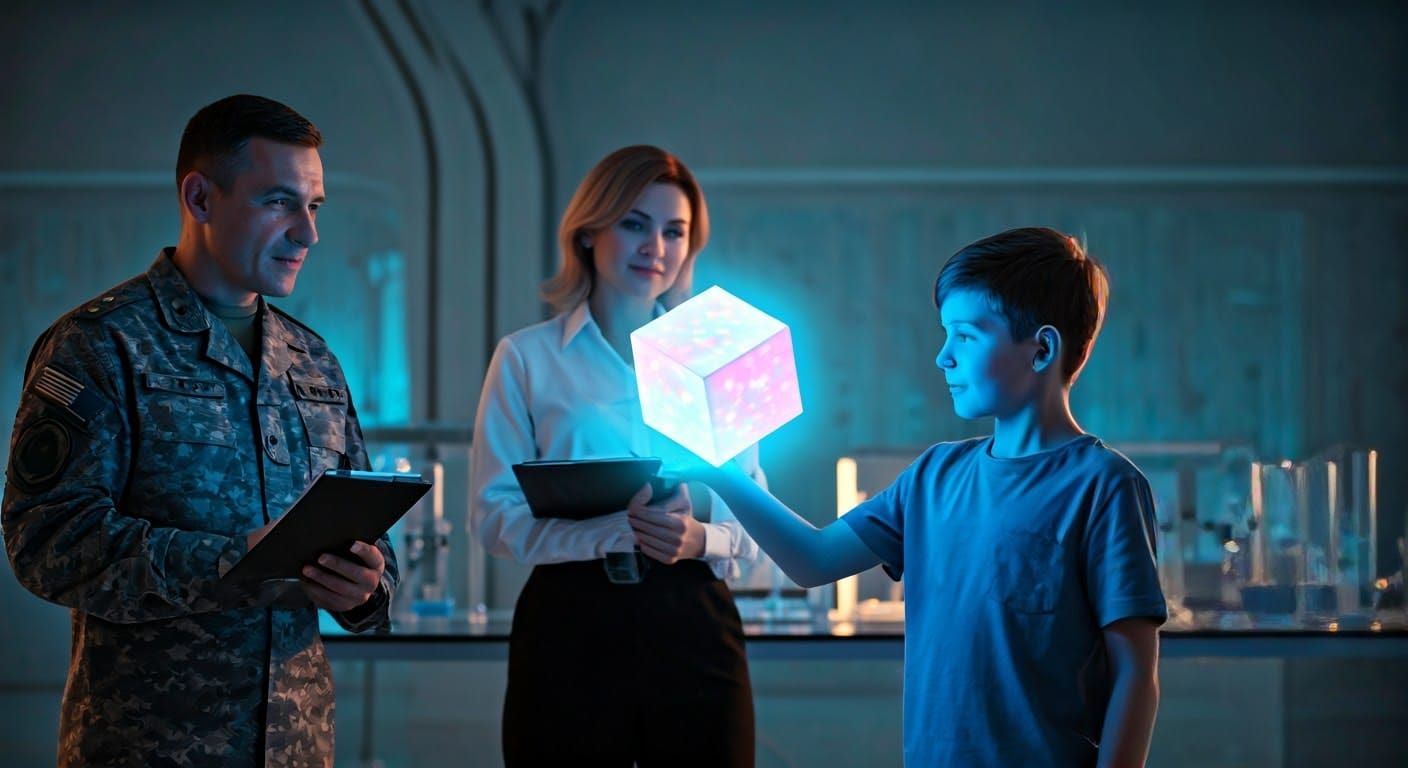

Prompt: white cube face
xmin=634 ymin=340 xmax=716 ymax=462
xmin=632 ymin=286 xmax=803 ymax=466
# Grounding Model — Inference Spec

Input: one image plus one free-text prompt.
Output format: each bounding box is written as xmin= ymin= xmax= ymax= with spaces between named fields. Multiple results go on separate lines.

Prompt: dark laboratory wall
xmin=1 ymin=2 xmax=1405 ymax=765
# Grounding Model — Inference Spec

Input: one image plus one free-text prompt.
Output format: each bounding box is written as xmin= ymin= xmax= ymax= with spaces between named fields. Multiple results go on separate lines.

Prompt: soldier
xmin=2 ymin=94 xmax=397 ymax=768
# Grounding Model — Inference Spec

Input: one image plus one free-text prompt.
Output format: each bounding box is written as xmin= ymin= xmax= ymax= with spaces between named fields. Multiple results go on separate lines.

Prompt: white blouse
xmin=469 ymin=301 xmax=763 ymax=581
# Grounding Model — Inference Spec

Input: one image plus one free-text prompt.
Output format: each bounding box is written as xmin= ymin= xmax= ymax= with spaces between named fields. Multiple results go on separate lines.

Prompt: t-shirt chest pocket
xmin=139 ymin=372 xmax=235 ymax=447
xmin=988 ymin=526 xmax=1066 ymax=614
xmin=292 ymin=378 xmax=348 ymax=473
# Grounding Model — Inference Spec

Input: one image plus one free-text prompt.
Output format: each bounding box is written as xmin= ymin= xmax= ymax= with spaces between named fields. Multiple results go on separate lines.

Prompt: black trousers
xmin=502 ymin=559 xmax=755 ymax=767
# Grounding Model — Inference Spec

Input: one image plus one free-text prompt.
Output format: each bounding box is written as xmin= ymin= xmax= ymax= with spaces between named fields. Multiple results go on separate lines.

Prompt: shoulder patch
xmin=29 ymin=365 xmax=105 ymax=427
xmin=9 ymin=417 xmax=73 ymax=493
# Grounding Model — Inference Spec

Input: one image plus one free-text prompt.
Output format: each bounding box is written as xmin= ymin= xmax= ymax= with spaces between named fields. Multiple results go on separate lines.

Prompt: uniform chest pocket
xmin=293 ymin=380 xmax=348 ymax=474
xmin=988 ymin=528 xmax=1065 ymax=614
xmin=140 ymin=372 xmax=235 ymax=447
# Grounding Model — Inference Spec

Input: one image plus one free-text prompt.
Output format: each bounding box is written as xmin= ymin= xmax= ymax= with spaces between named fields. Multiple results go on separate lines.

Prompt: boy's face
xmin=936 ymin=288 xmax=1041 ymax=420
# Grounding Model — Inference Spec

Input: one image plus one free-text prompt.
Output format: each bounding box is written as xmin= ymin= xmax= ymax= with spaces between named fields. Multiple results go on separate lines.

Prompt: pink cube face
xmin=632 ymin=287 xmax=803 ymax=466
xmin=702 ymin=329 xmax=802 ymax=463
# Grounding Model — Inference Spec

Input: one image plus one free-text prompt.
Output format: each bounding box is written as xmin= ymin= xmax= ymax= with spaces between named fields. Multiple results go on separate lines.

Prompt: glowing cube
xmin=632 ymin=286 xmax=802 ymax=466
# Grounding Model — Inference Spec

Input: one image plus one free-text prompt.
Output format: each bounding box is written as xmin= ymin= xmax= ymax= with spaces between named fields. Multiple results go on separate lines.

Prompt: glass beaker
xmin=404 ymin=462 xmax=455 ymax=619
xmin=1340 ymin=450 xmax=1378 ymax=617
xmin=1243 ymin=461 xmax=1300 ymax=624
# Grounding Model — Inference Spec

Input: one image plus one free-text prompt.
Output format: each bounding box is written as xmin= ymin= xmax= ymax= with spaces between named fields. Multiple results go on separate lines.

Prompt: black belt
xmin=534 ymin=556 xmax=715 ymax=585
xmin=602 ymin=550 xmax=648 ymax=584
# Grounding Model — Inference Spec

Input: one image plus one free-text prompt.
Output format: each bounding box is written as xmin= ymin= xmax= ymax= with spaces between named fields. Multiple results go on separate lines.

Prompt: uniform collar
xmin=148 ymin=248 xmax=213 ymax=334
xmin=560 ymin=299 xmax=667 ymax=350
xmin=262 ymin=307 xmax=308 ymax=354
xmin=260 ymin=305 xmax=305 ymax=381
xmin=146 ymin=248 xmax=305 ymax=383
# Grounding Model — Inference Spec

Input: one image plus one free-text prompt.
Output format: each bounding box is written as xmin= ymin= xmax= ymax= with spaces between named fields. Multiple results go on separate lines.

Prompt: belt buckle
xmin=604 ymin=550 xmax=647 ymax=584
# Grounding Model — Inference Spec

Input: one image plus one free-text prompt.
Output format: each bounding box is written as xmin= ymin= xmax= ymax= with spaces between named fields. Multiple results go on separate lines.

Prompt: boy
xmin=695 ymin=227 xmax=1166 ymax=767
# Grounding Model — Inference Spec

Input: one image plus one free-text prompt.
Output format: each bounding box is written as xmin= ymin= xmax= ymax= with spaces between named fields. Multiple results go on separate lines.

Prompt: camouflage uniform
xmin=2 ymin=251 xmax=398 ymax=768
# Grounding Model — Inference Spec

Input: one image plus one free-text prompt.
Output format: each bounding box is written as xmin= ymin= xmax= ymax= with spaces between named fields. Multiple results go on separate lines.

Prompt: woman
xmin=470 ymin=145 xmax=764 ymax=766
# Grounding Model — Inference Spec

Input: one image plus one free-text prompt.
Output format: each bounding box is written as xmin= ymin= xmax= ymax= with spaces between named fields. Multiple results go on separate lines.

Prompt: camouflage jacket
xmin=2 ymin=251 xmax=398 ymax=768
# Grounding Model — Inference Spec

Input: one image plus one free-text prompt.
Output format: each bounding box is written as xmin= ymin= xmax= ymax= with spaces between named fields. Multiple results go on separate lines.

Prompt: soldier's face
xmin=204 ymin=138 xmax=324 ymax=303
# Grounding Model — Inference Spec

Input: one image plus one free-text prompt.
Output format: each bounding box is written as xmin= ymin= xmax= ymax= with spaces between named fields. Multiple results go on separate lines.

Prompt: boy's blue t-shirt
xmin=842 ymin=434 xmax=1167 ymax=768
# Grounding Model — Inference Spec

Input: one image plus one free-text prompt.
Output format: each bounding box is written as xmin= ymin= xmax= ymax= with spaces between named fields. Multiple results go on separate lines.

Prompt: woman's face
xmin=585 ymin=182 xmax=692 ymax=306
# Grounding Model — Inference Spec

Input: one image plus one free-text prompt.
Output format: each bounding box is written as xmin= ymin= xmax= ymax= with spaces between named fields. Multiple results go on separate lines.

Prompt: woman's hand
xmin=627 ymin=482 xmax=706 ymax=564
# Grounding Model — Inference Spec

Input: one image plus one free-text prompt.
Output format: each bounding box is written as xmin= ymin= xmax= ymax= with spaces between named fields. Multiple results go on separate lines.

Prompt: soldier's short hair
xmin=175 ymin=94 xmax=322 ymax=191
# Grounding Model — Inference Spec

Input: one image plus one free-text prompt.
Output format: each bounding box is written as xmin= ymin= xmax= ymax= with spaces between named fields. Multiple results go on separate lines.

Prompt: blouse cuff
xmin=700 ymin=521 xmax=735 ymax=561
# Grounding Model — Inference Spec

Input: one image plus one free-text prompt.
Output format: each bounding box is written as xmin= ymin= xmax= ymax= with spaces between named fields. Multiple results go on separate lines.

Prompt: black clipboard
xmin=222 ymin=469 xmax=431 ymax=586
xmin=512 ymin=457 xmax=662 ymax=520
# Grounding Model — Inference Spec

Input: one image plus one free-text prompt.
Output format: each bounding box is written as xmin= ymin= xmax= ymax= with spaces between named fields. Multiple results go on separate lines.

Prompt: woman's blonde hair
xmin=542 ymin=145 xmax=710 ymax=314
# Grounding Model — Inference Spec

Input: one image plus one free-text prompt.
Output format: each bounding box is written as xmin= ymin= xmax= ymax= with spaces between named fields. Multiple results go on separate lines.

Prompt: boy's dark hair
xmin=175 ymin=94 xmax=322 ymax=190
xmin=934 ymin=227 xmax=1109 ymax=384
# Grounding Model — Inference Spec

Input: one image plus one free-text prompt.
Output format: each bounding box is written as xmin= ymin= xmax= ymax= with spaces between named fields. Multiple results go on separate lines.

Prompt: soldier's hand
xmin=299 ymin=541 xmax=386 ymax=612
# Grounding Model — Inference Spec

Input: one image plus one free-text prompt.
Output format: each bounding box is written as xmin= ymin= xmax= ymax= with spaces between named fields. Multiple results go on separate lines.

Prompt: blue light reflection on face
xmin=936 ymin=288 xmax=1037 ymax=421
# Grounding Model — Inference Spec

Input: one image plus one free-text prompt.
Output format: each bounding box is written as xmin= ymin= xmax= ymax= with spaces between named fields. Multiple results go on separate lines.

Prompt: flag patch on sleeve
xmin=30 ymin=366 xmax=104 ymax=426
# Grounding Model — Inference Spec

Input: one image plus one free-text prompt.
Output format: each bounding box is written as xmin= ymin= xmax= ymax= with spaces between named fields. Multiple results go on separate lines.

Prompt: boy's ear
xmin=1032 ymin=325 xmax=1061 ymax=373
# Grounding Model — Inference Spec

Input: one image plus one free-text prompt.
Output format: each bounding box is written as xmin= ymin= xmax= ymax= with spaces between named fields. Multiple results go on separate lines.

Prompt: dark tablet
xmin=512 ymin=457 xmax=662 ymax=520
xmin=222 ymin=469 xmax=432 ymax=587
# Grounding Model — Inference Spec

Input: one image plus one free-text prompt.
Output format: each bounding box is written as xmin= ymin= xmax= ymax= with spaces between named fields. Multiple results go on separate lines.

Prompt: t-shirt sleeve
xmin=1083 ymin=469 xmax=1168 ymax=628
xmin=841 ymin=451 xmax=926 ymax=581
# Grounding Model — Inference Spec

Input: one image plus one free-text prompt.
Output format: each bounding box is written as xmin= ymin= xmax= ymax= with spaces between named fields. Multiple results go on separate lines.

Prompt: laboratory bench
xmin=321 ymin=607 xmax=1408 ymax=767
xmin=324 ymin=607 xmax=1408 ymax=662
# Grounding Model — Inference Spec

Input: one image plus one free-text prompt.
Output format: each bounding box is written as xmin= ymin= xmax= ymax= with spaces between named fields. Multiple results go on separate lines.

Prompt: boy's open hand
xmin=649 ymin=431 xmax=735 ymax=483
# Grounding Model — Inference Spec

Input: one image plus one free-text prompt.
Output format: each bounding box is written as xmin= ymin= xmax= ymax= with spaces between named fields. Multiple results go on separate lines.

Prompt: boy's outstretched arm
xmin=1097 ymin=617 xmax=1161 ymax=768
xmin=697 ymin=462 xmax=881 ymax=588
